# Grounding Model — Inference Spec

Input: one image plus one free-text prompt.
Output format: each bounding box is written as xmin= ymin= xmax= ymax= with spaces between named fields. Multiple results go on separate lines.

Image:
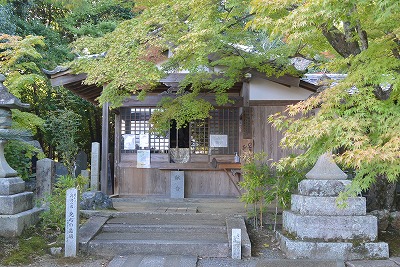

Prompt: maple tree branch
xmin=392 ymin=38 xmax=400 ymax=60
xmin=321 ymin=23 xmax=361 ymax=58
xmin=355 ymin=21 xmax=368 ymax=50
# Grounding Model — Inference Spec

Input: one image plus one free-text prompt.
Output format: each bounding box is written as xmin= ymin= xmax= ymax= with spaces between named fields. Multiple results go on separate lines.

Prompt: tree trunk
xmin=366 ymin=174 xmax=397 ymax=211
xmin=321 ymin=24 xmax=361 ymax=58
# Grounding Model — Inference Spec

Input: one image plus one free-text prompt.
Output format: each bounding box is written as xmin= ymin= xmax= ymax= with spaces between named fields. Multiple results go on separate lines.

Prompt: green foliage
xmin=0 ymin=0 xmax=118 ymax=163
xmin=5 ymin=141 xmax=44 ymax=181
xmin=251 ymin=0 xmax=400 ymax=199
xmin=273 ymin=156 xmax=309 ymax=208
xmin=44 ymin=110 xmax=82 ymax=174
xmin=240 ymin=153 xmax=274 ymax=206
xmin=150 ymin=94 xmax=213 ymax=134
xmin=59 ymin=0 xmax=135 ymax=40
xmin=70 ymin=0 xmax=296 ymax=128
xmin=40 ymin=174 xmax=88 ymax=232
xmin=11 ymin=109 xmax=45 ymax=135
xmin=240 ymin=152 xmax=308 ymax=227
xmin=0 ymin=4 xmax=16 ymax=35
xmin=239 ymin=153 xmax=275 ymax=227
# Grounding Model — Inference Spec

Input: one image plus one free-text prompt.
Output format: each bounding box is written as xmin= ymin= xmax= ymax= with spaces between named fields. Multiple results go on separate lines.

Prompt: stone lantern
xmin=0 ymin=74 xmax=42 ymax=237
xmin=277 ymin=153 xmax=389 ymax=260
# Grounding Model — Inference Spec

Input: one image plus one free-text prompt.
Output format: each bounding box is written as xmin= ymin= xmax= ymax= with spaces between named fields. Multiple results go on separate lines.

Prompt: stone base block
xmin=0 ymin=207 xmax=43 ymax=237
xmin=291 ymin=195 xmax=366 ymax=216
xmin=0 ymin=177 xmax=25 ymax=195
xmin=277 ymin=231 xmax=389 ymax=260
xmin=0 ymin=192 xmax=34 ymax=214
xmin=298 ymin=179 xmax=351 ymax=197
xmin=283 ymin=211 xmax=377 ymax=241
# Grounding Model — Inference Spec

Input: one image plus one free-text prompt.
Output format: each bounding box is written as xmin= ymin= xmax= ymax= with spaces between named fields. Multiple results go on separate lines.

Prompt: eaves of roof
xmin=43 ymin=67 xmax=318 ymax=105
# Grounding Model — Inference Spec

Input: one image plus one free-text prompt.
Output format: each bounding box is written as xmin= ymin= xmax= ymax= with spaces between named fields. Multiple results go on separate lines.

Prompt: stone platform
xmin=0 ymin=177 xmax=42 ymax=237
xmin=277 ymin=232 xmax=388 ymax=260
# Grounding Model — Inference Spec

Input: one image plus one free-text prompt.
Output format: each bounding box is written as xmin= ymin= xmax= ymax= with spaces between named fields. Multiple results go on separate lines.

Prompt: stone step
xmin=87 ymin=238 xmax=229 ymax=257
xmin=107 ymin=216 xmax=226 ymax=226
xmin=346 ymin=258 xmax=400 ymax=267
xmin=93 ymin=231 xmax=228 ymax=242
xmin=102 ymin=223 xmax=227 ymax=233
xmin=107 ymin=254 xmax=197 ymax=267
xmin=255 ymin=259 xmax=345 ymax=267
xmin=111 ymin=212 xmax=228 ymax=221
xmin=80 ymin=213 xmax=251 ymax=258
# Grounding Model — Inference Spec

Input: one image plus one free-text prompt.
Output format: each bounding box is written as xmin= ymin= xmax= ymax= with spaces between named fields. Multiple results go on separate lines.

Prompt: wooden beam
xmin=114 ymin=113 xmax=121 ymax=195
xmin=50 ymin=73 xmax=87 ymax=87
xmin=250 ymin=70 xmax=300 ymax=87
xmin=249 ymin=100 xmax=301 ymax=106
xmin=222 ymin=169 xmax=242 ymax=195
xmin=122 ymin=94 xmax=243 ymax=107
xmin=242 ymin=82 xmax=250 ymax=107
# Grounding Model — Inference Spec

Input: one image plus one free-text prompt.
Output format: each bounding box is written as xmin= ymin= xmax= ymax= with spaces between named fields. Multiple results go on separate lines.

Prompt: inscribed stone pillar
xmin=171 ymin=171 xmax=184 ymax=198
xmin=90 ymin=142 xmax=100 ymax=191
xmin=81 ymin=170 xmax=90 ymax=190
xmin=65 ymin=188 xmax=80 ymax=257
xmin=231 ymin=228 xmax=241 ymax=259
xmin=36 ymin=158 xmax=55 ymax=201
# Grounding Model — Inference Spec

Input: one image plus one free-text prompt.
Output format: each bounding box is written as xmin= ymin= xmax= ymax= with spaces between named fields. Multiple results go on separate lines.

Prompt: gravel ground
xmin=0 ymin=254 xmax=112 ymax=267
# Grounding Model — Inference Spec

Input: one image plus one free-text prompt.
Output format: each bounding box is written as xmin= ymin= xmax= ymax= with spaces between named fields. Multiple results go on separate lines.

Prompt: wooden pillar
xmin=242 ymin=80 xmax=250 ymax=107
xmin=114 ymin=112 xmax=121 ymax=195
xmin=101 ymin=102 xmax=109 ymax=194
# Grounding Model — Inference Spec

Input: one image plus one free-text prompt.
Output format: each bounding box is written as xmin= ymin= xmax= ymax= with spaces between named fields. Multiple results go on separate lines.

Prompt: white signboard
xmin=123 ymin=134 xmax=136 ymax=150
xmin=210 ymin=134 xmax=228 ymax=147
xmin=137 ymin=150 xmax=150 ymax=168
xmin=139 ymin=133 xmax=149 ymax=148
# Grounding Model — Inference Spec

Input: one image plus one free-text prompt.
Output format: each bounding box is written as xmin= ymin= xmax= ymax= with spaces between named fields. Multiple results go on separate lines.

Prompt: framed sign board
xmin=210 ymin=134 xmax=228 ymax=147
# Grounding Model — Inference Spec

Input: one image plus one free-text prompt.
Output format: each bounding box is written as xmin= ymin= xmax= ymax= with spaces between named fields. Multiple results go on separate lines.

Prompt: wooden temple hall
xmin=44 ymin=67 xmax=317 ymax=198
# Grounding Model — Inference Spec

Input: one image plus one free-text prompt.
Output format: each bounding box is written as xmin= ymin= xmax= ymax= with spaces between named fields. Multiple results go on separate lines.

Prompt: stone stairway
xmin=79 ymin=212 xmax=250 ymax=259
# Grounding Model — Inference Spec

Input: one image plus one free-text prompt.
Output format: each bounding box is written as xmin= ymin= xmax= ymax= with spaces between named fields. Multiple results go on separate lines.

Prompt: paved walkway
xmin=101 ymin=197 xmax=399 ymax=267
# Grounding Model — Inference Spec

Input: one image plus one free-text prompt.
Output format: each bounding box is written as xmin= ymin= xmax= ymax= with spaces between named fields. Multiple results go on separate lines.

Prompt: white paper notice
xmin=123 ymin=134 xmax=136 ymax=150
xmin=139 ymin=134 xmax=149 ymax=148
xmin=137 ymin=150 xmax=150 ymax=168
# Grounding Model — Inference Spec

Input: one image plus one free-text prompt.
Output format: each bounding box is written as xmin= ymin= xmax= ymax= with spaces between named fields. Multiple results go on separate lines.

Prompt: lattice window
xmin=121 ymin=107 xmax=239 ymax=155
xmin=209 ymin=109 xmax=239 ymax=155
xmin=121 ymin=108 xmax=169 ymax=153
xmin=190 ymin=120 xmax=209 ymax=154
